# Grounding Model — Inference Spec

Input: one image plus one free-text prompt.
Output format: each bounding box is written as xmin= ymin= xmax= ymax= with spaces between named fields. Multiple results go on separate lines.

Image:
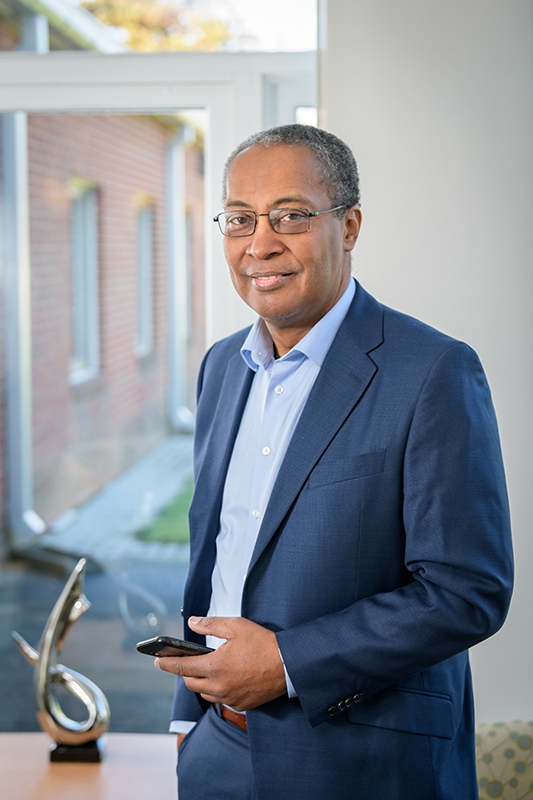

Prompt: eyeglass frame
xmin=213 ymin=204 xmax=348 ymax=237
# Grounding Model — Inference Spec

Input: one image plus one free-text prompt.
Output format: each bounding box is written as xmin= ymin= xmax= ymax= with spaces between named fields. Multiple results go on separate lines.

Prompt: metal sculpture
xmin=12 ymin=558 xmax=110 ymax=761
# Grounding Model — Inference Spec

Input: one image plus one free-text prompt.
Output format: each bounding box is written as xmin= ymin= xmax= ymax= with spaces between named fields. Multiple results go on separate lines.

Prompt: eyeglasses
xmin=213 ymin=205 xmax=347 ymax=237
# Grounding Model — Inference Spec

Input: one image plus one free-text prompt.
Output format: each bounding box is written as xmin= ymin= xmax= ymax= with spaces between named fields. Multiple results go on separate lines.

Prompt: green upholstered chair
xmin=476 ymin=720 xmax=533 ymax=799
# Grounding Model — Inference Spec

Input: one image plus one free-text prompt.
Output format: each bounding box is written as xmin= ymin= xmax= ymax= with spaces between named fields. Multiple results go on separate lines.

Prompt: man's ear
xmin=343 ymin=206 xmax=362 ymax=252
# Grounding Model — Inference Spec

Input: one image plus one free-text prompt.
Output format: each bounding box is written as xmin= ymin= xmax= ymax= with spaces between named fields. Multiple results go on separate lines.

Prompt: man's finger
xmin=188 ymin=615 xmax=237 ymax=639
xmin=154 ymin=654 xmax=212 ymax=677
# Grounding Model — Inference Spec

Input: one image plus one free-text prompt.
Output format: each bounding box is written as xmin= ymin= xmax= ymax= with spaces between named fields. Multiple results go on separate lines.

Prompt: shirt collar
xmin=241 ymin=277 xmax=356 ymax=372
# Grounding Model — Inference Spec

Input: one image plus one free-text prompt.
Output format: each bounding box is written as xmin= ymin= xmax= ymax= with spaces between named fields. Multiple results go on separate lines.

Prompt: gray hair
xmin=222 ymin=124 xmax=360 ymax=216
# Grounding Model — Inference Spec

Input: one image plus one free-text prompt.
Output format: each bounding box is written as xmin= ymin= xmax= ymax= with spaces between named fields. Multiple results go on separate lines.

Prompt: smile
xmin=250 ymin=273 xmax=292 ymax=290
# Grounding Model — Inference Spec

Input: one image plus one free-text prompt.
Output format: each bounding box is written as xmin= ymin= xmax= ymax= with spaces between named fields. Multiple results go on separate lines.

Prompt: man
xmin=156 ymin=124 xmax=513 ymax=799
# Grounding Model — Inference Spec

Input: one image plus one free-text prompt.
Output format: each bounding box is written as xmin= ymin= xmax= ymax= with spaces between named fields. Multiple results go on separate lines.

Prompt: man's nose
xmin=246 ymin=215 xmax=285 ymax=259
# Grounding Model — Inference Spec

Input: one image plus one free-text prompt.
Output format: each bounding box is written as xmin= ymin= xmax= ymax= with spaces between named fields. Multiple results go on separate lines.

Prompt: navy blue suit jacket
xmin=172 ymin=282 xmax=513 ymax=799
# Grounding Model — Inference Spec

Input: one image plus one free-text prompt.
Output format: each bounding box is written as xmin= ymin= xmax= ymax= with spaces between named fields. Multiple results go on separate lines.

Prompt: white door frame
xmin=0 ymin=50 xmax=315 ymax=545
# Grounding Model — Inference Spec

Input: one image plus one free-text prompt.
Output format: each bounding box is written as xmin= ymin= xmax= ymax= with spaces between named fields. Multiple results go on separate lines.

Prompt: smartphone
xmin=136 ymin=635 xmax=214 ymax=657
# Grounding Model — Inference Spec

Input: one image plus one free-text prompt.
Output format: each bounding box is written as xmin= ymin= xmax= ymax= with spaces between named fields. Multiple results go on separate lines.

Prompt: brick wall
xmin=26 ymin=113 xmax=204 ymax=523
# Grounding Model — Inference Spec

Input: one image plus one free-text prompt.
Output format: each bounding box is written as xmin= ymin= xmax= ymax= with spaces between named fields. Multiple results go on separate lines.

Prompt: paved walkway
xmin=39 ymin=436 xmax=194 ymax=566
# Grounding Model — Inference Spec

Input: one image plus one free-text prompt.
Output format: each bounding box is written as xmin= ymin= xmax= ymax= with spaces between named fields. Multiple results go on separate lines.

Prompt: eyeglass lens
xmin=219 ymin=208 xmax=310 ymax=236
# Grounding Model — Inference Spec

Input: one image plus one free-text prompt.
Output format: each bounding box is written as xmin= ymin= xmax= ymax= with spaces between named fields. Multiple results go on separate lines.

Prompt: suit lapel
xmin=247 ymin=283 xmax=384 ymax=574
xmin=190 ymin=350 xmax=253 ymax=569
xmin=196 ymin=350 xmax=253 ymax=493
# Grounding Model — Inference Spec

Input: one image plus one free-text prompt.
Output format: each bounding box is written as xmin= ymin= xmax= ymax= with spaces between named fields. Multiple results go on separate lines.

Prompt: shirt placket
xmin=242 ymin=356 xmax=303 ymax=580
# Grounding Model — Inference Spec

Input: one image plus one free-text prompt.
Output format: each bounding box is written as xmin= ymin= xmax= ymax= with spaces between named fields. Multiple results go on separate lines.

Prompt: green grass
xmin=135 ymin=477 xmax=194 ymax=543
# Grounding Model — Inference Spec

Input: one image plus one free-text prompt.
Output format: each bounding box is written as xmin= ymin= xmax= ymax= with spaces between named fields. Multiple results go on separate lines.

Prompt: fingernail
xmin=189 ymin=616 xmax=201 ymax=625
xmin=154 ymin=658 xmax=161 ymax=669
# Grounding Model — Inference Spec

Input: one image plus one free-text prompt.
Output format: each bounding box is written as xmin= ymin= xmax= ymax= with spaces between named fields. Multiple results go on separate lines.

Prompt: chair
xmin=476 ymin=720 xmax=533 ymax=799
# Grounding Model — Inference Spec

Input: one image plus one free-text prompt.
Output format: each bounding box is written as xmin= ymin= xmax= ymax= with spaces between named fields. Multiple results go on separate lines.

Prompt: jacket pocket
xmin=307 ymin=449 xmax=386 ymax=489
xmin=345 ymin=686 xmax=455 ymax=740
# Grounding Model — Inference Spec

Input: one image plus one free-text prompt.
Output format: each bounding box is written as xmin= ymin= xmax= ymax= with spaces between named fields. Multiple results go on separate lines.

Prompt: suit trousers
xmin=177 ymin=704 xmax=257 ymax=800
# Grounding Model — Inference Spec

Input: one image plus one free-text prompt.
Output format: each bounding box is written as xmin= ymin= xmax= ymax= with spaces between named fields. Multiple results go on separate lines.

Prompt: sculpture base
xmin=49 ymin=737 xmax=106 ymax=763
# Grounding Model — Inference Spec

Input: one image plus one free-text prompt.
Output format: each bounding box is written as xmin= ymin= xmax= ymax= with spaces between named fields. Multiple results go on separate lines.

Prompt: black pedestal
xmin=49 ymin=737 xmax=106 ymax=762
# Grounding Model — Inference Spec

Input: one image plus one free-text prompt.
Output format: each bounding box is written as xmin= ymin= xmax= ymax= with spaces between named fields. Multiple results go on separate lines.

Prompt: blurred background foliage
xmin=81 ymin=0 xmax=233 ymax=51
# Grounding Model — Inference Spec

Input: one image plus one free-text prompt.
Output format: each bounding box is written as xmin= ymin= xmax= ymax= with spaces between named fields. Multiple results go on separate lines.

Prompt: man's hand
xmin=177 ymin=733 xmax=187 ymax=751
xmin=155 ymin=616 xmax=287 ymax=711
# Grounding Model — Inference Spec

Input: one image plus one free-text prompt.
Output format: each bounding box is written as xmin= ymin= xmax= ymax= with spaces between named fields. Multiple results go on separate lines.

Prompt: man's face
xmin=223 ymin=144 xmax=361 ymax=353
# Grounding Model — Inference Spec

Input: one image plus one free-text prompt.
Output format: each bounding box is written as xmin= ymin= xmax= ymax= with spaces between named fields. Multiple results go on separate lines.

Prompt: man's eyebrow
xmin=272 ymin=196 xmax=312 ymax=207
xmin=225 ymin=195 xmax=312 ymax=209
xmin=224 ymin=200 xmax=253 ymax=209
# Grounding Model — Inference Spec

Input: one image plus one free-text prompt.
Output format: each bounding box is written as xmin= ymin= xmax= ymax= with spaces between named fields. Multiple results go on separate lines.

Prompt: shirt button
xmin=275 ymin=385 xmax=284 ymax=394
xmin=262 ymin=446 xmax=271 ymax=455
xmin=252 ymin=509 xmax=260 ymax=518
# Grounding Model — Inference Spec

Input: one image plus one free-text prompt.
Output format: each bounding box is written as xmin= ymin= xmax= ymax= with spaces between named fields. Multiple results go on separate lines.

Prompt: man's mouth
xmin=250 ymin=273 xmax=292 ymax=290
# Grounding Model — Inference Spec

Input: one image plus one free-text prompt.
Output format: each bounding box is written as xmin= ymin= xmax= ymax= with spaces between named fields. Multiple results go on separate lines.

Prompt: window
xmin=136 ymin=204 xmax=154 ymax=357
xmin=295 ymin=106 xmax=317 ymax=126
xmin=69 ymin=178 xmax=99 ymax=384
xmin=0 ymin=53 xmax=315 ymax=736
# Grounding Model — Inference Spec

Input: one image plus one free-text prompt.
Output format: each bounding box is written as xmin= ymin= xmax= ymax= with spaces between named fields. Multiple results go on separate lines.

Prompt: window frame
xmin=0 ymin=50 xmax=316 ymax=545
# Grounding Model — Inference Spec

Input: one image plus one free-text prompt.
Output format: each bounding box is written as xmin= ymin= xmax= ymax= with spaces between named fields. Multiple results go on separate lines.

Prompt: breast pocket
xmin=307 ymin=449 xmax=386 ymax=489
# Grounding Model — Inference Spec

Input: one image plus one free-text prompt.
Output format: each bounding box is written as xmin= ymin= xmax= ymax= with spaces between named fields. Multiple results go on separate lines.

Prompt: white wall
xmin=320 ymin=0 xmax=533 ymax=722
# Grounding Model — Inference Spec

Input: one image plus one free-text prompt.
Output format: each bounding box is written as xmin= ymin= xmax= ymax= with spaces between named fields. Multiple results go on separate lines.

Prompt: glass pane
xmin=0 ymin=110 xmax=206 ymax=734
xmin=28 ymin=111 xmax=204 ymax=522
xmin=0 ymin=1 xmax=316 ymax=54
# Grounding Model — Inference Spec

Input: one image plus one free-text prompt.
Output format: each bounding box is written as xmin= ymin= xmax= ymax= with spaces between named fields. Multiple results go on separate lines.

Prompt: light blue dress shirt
xmin=170 ymin=278 xmax=356 ymax=732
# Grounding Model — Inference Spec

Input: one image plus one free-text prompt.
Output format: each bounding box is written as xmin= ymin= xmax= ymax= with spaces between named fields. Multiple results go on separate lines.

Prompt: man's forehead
xmin=228 ymin=141 xmax=318 ymax=172
xmin=225 ymin=143 xmax=326 ymax=207
xmin=225 ymin=192 xmax=314 ymax=209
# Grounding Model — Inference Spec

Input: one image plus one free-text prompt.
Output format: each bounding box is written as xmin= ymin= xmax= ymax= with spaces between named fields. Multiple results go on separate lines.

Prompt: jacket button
xmin=345 ymin=696 xmax=353 ymax=707
xmin=352 ymin=693 xmax=363 ymax=703
xmin=180 ymin=607 xmax=184 ymax=617
xmin=327 ymin=706 xmax=338 ymax=716
xmin=337 ymin=699 xmax=347 ymax=711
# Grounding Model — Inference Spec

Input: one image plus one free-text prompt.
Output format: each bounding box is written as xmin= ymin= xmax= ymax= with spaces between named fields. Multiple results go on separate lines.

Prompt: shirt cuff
xmin=278 ymin=646 xmax=297 ymax=698
xmin=169 ymin=719 xmax=197 ymax=734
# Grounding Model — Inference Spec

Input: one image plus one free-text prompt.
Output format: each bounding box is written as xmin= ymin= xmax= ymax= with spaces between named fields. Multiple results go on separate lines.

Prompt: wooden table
xmin=0 ymin=732 xmax=177 ymax=800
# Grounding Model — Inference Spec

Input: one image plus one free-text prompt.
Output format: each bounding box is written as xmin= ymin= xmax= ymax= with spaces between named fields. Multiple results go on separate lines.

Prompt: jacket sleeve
xmin=171 ymin=672 xmax=207 ymax=725
xmin=276 ymin=343 xmax=513 ymax=728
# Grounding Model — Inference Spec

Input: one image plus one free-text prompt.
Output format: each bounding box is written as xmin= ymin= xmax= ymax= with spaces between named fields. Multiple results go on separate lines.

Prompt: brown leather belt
xmin=216 ymin=703 xmax=247 ymax=731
